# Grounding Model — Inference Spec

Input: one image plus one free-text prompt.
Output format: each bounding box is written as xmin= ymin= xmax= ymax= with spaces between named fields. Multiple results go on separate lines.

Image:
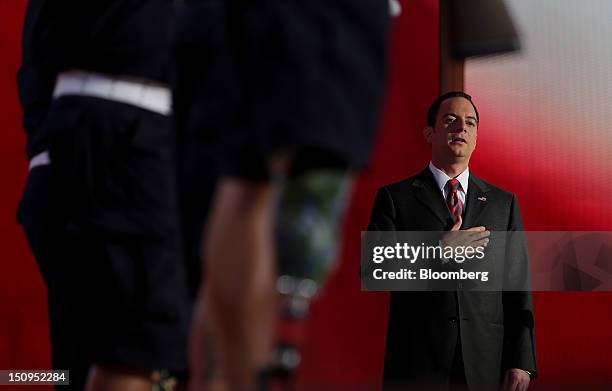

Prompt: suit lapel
xmin=413 ymin=168 xmax=451 ymax=226
xmin=462 ymin=174 xmax=490 ymax=228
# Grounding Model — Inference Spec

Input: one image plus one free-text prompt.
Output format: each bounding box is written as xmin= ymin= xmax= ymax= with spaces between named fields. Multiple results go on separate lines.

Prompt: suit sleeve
xmin=502 ymin=195 xmax=538 ymax=377
xmin=368 ymin=186 xmax=396 ymax=231
xmin=363 ymin=186 xmax=397 ymax=284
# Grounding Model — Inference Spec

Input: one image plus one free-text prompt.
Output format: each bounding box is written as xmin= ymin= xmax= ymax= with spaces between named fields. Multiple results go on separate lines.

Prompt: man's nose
xmin=451 ymin=119 xmax=468 ymax=133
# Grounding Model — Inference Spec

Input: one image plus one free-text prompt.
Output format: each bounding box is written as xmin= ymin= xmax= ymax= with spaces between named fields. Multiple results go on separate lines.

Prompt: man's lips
xmin=450 ymin=137 xmax=467 ymax=144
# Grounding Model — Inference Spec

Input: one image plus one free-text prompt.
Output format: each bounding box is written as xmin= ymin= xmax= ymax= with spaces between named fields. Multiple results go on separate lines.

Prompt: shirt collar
xmin=428 ymin=161 xmax=470 ymax=194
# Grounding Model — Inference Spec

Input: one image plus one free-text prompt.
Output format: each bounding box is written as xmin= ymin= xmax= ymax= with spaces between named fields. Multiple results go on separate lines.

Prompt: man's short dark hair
xmin=427 ymin=91 xmax=479 ymax=127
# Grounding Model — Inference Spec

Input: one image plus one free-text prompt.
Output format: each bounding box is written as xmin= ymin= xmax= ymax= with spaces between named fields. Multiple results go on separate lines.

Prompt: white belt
xmin=29 ymin=150 xmax=51 ymax=171
xmin=389 ymin=0 xmax=401 ymax=17
xmin=52 ymin=70 xmax=172 ymax=115
xmin=30 ymin=71 xmax=171 ymax=170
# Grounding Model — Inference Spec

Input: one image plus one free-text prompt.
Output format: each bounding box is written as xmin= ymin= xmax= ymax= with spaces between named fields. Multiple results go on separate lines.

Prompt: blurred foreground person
xmin=182 ymin=1 xmax=391 ymax=389
xmin=17 ymin=1 xmax=190 ymax=389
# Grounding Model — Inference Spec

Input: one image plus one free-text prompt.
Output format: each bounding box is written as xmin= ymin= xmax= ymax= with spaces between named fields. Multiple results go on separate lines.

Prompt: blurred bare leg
xmin=189 ymin=294 xmax=232 ymax=391
xmin=201 ymin=179 xmax=278 ymax=391
xmin=85 ymin=365 xmax=155 ymax=391
xmin=189 ymin=295 xmax=225 ymax=391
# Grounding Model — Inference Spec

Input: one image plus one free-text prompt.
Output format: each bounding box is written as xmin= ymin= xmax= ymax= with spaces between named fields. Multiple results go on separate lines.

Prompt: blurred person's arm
xmin=17 ymin=0 xmax=71 ymax=158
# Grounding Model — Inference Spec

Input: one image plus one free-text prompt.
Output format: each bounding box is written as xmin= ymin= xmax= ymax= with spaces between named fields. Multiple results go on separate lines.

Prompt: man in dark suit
xmin=368 ymin=91 xmax=537 ymax=390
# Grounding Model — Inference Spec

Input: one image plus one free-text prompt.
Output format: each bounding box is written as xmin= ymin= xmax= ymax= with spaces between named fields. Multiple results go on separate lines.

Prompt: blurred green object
xmin=152 ymin=370 xmax=178 ymax=391
xmin=275 ymin=169 xmax=351 ymax=288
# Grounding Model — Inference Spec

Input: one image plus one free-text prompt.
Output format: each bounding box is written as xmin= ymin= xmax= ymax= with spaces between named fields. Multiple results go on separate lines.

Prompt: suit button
xmin=448 ymin=316 xmax=458 ymax=323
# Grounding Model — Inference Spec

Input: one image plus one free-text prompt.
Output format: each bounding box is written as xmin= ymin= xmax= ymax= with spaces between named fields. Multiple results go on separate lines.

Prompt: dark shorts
xmin=19 ymin=96 xmax=190 ymax=379
xmin=175 ymin=0 xmax=390 ymax=180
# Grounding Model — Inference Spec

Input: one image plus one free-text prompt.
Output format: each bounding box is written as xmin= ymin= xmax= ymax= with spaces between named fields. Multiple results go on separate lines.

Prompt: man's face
xmin=424 ymin=97 xmax=478 ymax=163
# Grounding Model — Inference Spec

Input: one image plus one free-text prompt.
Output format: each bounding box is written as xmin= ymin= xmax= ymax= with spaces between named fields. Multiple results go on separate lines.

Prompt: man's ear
xmin=423 ymin=126 xmax=434 ymax=143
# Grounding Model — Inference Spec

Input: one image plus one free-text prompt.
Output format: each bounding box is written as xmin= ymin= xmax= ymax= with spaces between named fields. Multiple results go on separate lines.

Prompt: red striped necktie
xmin=446 ymin=178 xmax=463 ymax=222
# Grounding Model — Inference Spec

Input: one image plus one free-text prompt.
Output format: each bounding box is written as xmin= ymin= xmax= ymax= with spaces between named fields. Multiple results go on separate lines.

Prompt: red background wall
xmin=1 ymin=0 xmax=611 ymax=389
xmin=0 ymin=2 xmax=53 ymax=389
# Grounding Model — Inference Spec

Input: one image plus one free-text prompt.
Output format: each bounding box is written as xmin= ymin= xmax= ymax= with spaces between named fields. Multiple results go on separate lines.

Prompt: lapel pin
xmin=478 ymin=196 xmax=487 ymax=202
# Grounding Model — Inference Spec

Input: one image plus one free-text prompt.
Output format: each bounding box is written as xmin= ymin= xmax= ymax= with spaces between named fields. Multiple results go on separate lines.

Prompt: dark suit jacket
xmin=368 ymin=167 xmax=537 ymax=389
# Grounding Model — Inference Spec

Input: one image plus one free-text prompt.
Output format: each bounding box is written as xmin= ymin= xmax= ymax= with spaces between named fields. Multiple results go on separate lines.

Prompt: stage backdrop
xmin=1 ymin=1 xmax=611 ymax=390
